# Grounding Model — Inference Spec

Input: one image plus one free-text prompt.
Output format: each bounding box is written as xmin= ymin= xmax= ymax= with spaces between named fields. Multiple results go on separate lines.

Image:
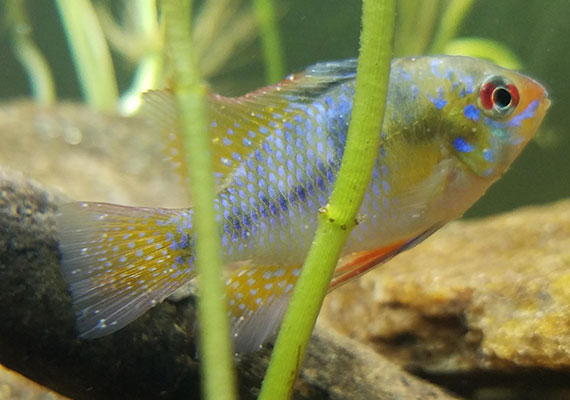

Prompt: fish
xmin=57 ymin=56 xmax=550 ymax=353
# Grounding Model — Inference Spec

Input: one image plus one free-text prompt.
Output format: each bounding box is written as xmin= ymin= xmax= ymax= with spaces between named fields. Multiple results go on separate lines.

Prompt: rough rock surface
xmin=0 ymin=102 xmax=458 ymax=400
xmin=321 ymin=199 xmax=570 ymax=396
xmin=0 ymin=364 xmax=71 ymax=400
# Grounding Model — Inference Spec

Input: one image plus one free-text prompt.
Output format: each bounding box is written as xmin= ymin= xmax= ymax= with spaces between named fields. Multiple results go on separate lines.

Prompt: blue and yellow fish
xmin=57 ymin=56 xmax=549 ymax=353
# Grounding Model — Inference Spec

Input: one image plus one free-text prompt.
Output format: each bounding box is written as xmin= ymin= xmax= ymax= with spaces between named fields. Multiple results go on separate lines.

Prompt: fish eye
xmin=478 ymin=76 xmax=519 ymax=118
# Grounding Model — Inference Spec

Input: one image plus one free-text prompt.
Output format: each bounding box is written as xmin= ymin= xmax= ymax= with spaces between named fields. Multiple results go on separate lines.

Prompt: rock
xmin=0 ymin=364 xmax=71 ymax=400
xmin=0 ymin=101 xmax=458 ymax=399
xmin=0 ymin=101 xmax=186 ymax=207
xmin=321 ymin=198 xmax=570 ymax=396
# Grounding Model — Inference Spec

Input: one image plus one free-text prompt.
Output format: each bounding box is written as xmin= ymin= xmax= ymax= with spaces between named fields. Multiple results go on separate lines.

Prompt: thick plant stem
xmin=54 ymin=0 xmax=118 ymax=111
xmin=257 ymin=0 xmax=395 ymax=398
xmin=253 ymin=0 xmax=285 ymax=83
xmin=162 ymin=1 xmax=237 ymax=400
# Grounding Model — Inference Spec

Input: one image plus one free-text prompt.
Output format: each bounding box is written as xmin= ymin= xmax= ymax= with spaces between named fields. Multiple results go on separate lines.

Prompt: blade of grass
xmin=257 ymin=0 xmax=395 ymax=398
xmin=54 ymin=0 xmax=118 ymax=111
xmin=253 ymin=0 xmax=285 ymax=83
xmin=118 ymin=0 xmax=164 ymax=114
xmin=161 ymin=1 xmax=237 ymax=400
xmin=5 ymin=0 xmax=56 ymax=104
xmin=429 ymin=0 xmax=475 ymax=54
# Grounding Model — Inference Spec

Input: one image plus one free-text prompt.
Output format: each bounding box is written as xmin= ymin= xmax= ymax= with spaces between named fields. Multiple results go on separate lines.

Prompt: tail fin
xmin=57 ymin=202 xmax=195 ymax=338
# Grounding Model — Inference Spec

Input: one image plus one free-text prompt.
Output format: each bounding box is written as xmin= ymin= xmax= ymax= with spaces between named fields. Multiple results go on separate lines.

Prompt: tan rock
xmin=0 ymin=364 xmax=70 ymax=399
xmin=321 ymin=199 xmax=570 ymax=373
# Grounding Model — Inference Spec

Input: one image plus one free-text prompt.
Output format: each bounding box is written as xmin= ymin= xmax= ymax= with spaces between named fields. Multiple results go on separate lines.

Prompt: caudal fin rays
xmin=58 ymin=202 xmax=195 ymax=338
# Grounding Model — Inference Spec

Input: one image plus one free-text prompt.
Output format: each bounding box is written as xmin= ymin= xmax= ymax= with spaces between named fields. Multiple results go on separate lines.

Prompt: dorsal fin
xmin=140 ymin=59 xmax=357 ymax=192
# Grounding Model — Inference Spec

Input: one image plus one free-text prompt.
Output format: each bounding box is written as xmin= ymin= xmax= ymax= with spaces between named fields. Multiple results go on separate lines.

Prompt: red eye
xmin=507 ymin=84 xmax=519 ymax=107
xmin=480 ymin=82 xmax=496 ymax=110
xmin=479 ymin=76 xmax=519 ymax=117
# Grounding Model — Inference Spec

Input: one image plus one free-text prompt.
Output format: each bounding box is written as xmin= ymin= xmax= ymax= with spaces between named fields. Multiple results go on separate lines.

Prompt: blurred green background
xmin=0 ymin=0 xmax=568 ymax=217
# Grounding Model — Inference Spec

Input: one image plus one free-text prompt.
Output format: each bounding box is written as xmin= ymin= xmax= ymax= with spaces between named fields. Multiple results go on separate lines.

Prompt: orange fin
xmin=224 ymin=264 xmax=302 ymax=353
xmin=330 ymin=241 xmax=408 ymax=291
xmin=57 ymin=202 xmax=195 ymax=338
xmin=330 ymin=225 xmax=443 ymax=291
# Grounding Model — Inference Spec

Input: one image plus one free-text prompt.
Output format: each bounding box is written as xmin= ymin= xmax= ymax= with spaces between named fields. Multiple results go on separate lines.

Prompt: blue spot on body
xmin=316 ymin=175 xmax=325 ymax=191
xmin=259 ymin=204 xmax=268 ymax=218
xmin=372 ymin=182 xmax=380 ymax=196
xmin=453 ymin=137 xmax=474 ymax=153
xmin=296 ymin=186 xmax=306 ymax=201
xmin=266 ymin=155 xmax=275 ymax=170
xmin=430 ymin=60 xmax=444 ymax=78
xmin=306 ymin=181 xmax=314 ymax=196
xmin=411 ymin=85 xmax=419 ymax=101
xmin=399 ymin=67 xmax=412 ymax=81
xmin=382 ymin=180 xmax=391 ymax=194
xmin=269 ymin=202 xmax=278 ymax=215
xmin=254 ymin=149 xmax=263 ymax=162
xmin=463 ymin=104 xmax=480 ymax=122
xmin=278 ymin=195 xmax=288 ymax=211
xmin=483 ymin=148 xmax=495 ymax=163
xmin=429 ymin=87 xmax=448 ymax=110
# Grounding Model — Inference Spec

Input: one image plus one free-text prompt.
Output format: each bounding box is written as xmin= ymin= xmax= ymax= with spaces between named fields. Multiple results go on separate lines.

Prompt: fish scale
xmin=57 ymin=56 xmax=549 ymax=353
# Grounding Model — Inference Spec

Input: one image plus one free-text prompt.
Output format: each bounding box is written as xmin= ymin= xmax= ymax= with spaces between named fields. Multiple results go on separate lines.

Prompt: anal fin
xmin=224 ymin=264 xmax=301 ymax=354
xmin=330 ymin=224 xmax=443 ymax=291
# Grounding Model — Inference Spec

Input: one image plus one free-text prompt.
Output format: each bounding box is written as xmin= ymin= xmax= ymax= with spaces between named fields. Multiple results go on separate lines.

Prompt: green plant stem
xmin=253 ymin=0 xmax=285 ymax=83
xmin=430 ymin=0 xmax=475 ymax=53
xmin=161 ymin=1 xmax=237 ymax=400
xmin=55 ymin=0 xmax=118 ymax=111
xmin=6 ymin=0 xmax=56 ymax=104
xmin=257 ymin=0 xmax=395 ymax=398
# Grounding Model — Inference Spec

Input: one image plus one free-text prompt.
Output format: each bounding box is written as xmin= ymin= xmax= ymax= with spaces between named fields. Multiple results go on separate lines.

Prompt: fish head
xmin=441 ymin=58 xmax=550 ymax=179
